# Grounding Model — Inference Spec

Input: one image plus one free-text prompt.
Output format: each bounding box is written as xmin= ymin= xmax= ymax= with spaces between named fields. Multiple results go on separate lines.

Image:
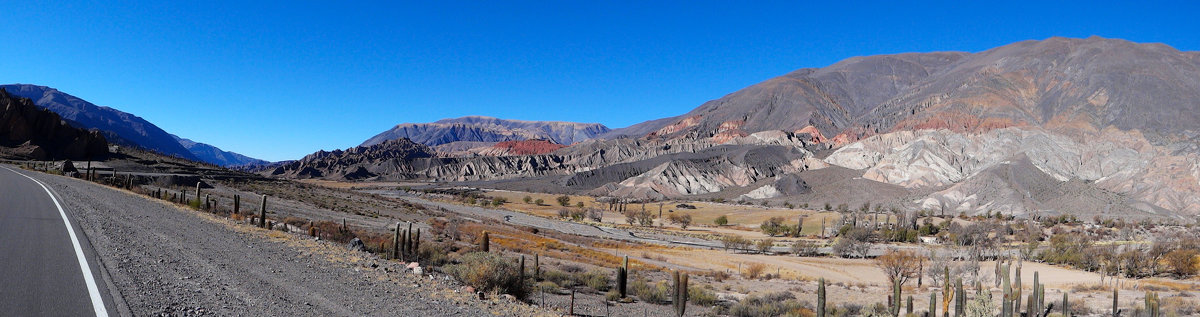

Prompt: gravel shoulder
xmin=30 ymin=171 xmax=547 ymax=316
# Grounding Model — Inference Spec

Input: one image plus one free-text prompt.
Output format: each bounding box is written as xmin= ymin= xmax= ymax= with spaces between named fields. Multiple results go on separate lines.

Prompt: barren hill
xmin=361 ymin=116 xmax=610 ymax=148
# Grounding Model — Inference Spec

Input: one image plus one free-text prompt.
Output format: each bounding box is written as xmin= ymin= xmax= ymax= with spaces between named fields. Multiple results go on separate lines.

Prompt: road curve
xmin=0 ymin=165 xmax=113 ymax=316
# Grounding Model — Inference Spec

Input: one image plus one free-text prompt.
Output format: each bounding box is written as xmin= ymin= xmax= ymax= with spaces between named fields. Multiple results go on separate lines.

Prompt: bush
xmin=523 ymin=196 xmax=533 ymax=204
xmin=630 ymin=279 xmax=671 ymax=304
xmin=534 ymin=198 xmax=544 ymax=205
xmin=444 ymin=252 xmax=528 ymax=299
xmin=756 ymin=239 xmax=776 ymax=254
xmin=728 ymin=291 xmax=807 ymax=317
xmin=714 ymin=215 xmax=729 ymax=226
xmin=557 ymin=195 xmax=571 ymax=207
xmin=721 ymin=235 xmax=753 ymax=251
xmin=668 ymin=213 xmax=693 ymax=229
xmin=760 ymin=216 xmax=793 ymax=237
xmin=689 ymin=285 xmax=719 ymax=306
xmin=791 ymin=240 xmax=821 ymax=256
xmin=744 ymin=262 xmax=767 ymax=279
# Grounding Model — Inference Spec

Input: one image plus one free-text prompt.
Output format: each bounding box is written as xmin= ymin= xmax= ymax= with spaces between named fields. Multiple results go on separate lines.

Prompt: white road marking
xmin=2 ymin=166 xmax=109 ymax=317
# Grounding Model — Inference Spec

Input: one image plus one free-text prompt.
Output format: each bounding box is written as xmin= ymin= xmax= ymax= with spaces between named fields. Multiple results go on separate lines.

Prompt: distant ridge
xmin=361 ymin=116 xmax=610 ymax=147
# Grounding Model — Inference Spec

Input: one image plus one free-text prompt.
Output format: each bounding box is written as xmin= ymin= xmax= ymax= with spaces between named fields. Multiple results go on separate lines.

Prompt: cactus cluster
xmin=390 ymin=222 xmax=421 ymax=261
xmin=617 ymin=255 xmax=629 ymax=299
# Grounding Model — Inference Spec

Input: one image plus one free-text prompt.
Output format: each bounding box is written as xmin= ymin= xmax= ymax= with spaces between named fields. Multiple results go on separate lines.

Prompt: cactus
xmin=234 ymin=195 xmax=240 ymax=214
xmin=519 ymin=255 xmax=526 ymax=282
xmin=392 ymin=222 xmax=401 ymax=260
xmin=195 ymin=182 xmax=201 ymax=205
xmin=1112 ymin=288 xmax=1118 ymax=317
xmin=401 ymin=229 xmax=409 ymax=260
xmin=954 ymin=278 xmax=964 ymax=317
xmin=673 ymin=271 xmax=689 ymax=317
xmin=259 ymin=195 xmax=267 ymax=228
xmin=942 ymin=267 xmax=953 ymax=317
xmin=1002 ymin=264 xmax=1011 ymax=317
xmin=1062 ymin=292 xmax=1069 ymax=317
xmin=618 ymin=255 xmax=628 ymax=298
xmin=929 ymin=292 xmax=936 ymax=317
xmin=893 ymin=278 xmax=902 ymax=317
xmin=907 ymin=295 xmax=913 ymax=315
xmin=1037 ymin=284 xmax=1045 ymax=315
xmin=1014 ymin=267 xmax=1022 ymax=316
xmin=205 ymin=194 xmax=211 ymax=210
xmin=534 ymin=253 xmax=540 ymax=280
xmin=412 ymin=228 xmax=420 ymax=261
xmin=817 ymin=277 xmax=826 ymax=317
xmin=480 ymin=231 xmax=490 ymax=252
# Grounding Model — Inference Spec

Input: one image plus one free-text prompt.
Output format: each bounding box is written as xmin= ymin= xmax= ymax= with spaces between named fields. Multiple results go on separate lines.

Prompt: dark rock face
xmin=1 ymin=84 xmax=197 ymax=160
xmin=269 ymin=138 xmax=436 ymax=179
xmin=361 ymin=116 xmax=610 ymax=147
xmin=0 ymin=88 xmax=108 ymax=160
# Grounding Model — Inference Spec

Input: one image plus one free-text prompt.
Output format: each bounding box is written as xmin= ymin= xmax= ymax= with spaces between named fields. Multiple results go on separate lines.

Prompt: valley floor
xmin=27 ymin=170 xmax=544 ymax=316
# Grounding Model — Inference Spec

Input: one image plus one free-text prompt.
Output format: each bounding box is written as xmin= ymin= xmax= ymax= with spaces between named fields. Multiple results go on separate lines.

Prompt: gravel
xmin=31 ymin=172 xmax=546 ymax=316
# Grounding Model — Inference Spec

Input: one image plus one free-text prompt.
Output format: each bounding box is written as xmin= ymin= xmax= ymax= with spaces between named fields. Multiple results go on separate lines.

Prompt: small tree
xmin=492 ymin=197 xmax=507 ymax=207
xmin=876 ymin=249 xmax=921 ymax=291
xmin=757 ymin=239 xmax=775 ymax=254
xmin=1165 ymin=249 xmax=1198 ymax=278
xmin=714 ymin=215 xmax=729 ymax=226
xmin=668 ymin=213 xmax=693 ymax=229
xmin=534 ymin=198 xmax=544 ymax=206
xmin=556 ymin=195 xmax=571 ymax=207
xmin=791 ymin=240 xmax=820 ymax=257
xmin=587 ymin=208 xmax=603 ymax=222
xmin=576 ymin=201 xmax=584 ymax=208
xmin=523 ymin=196 xmax=533 ymax=204
xmin=760 ymin=216 xmax=792 ymax=237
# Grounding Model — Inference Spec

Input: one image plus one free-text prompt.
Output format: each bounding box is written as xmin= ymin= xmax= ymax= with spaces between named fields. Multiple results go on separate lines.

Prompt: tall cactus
xmin=259 ymin=194 xmax=267 ymax=228
xmin=1002 ymin=264 xmax=1011 ymax=317
xmin=195 ymin=182 xmax=201 ymax=207
xmin=942 ymin=267 xmax=953 ymax=317
xmin=392 ymin=222 xmax=401 ymax=260
xmin=234 ymin=195 xmax=240 ymax=214
xmin=1062 ymin=292 xmax=1069 ymax=317
xmin=817 ymin=277 xmax=826 ymax=317
xmin=1112 ymin=288 xmax=1119 ymax=317
xmin=929 ymin=292 xmax=936 ymax=317
xmin=907 ymin=295 xmax=913 ymax=315
xmin=618 ymin=255 xmax=628 ymax=298
xmin=954 ymin=278 xmax=964 ymax=317
xmin=673 ymin=271 xmax=688 ymax=317
xmin=893 ymin=278 xmax=902 ymax=317
xmin=534 ymin=253 xmax=540 ymax=280
xmin=519 ymin=255 xmax=525 ymax=283
xmin=1014 ymin=266 xmax=1022 ymax=316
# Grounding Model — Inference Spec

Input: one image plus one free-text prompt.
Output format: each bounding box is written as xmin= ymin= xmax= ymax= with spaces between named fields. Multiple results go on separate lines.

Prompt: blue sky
xmin=2 ymin=1 xmax=1197 ymax=161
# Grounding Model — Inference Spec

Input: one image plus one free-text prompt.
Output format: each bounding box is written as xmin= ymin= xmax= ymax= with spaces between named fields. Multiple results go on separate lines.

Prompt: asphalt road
xmin=0 ymin=166 xmax=113 ymax=316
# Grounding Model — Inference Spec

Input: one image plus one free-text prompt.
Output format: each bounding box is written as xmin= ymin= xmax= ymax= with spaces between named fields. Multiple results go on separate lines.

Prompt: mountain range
xmin=269 ymin=36 xmax=1200 ymax=220
xmin=0 ymin=84 xmax=266 ymax=167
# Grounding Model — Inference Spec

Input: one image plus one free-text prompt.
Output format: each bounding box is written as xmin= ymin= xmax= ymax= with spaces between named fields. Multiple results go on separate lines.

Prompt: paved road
xmin=0 ymin=166 xmax=113 ymax=316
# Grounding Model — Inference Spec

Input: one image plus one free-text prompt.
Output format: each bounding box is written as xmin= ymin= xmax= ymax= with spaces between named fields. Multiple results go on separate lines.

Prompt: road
xmin=0 ymin=166 xmax=114 ymax=316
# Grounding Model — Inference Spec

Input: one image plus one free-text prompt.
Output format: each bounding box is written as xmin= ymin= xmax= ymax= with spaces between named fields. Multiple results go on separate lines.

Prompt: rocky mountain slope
xmin=268 ymin=138 xmax=436 ymax=180
xmin=361 ymin=116 xmax=610 ymax=148
xmin=172 ymin=134 xmax=269 ymax=167
xmin=2 ymin=84 xmax=267 ymax=167
xmin=0 ymin=88 xmax=108 ymax=160
xmin=273 ymin=37 xmax=1200 ymax=219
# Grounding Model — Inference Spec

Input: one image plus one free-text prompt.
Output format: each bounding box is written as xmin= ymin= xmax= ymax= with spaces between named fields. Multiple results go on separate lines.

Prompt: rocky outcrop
xmin=826 ymin=127 xmax=1200 ymax=216
xmin=268 ymin=138 xmax=435 ymax=179
xmin=361 ymin=116 xmax=610 ymax=147
xmin=0 ymin=88 xmax=108 ymax=160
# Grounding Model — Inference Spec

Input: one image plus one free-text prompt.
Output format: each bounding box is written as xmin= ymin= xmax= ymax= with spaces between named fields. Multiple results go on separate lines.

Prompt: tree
xmin=556 ymin=195 xmax=571 ymax=207
xmin=575 ymin=201 xmax=584 ymax=208
xmin=760 ymin=216 xmax=792 ymax=237
xmin=587 ymin=208 xmax=603 ymax=222
xmin=714 ymin=215 xmax=729 ymax=226
xmin=720 ymin=235 xmax=752 ymax=252
xmin=491 ymin=197 xmax=507 ymax=207
xmin=1164 ymin=249 xmax=1198 ymax=278
xmin=756 ymin=239 xmax=775 ymax=254
xmin=668 ymin=213 xmax=693 ymax=229
xmin=534 ymin=198 xmax=544 ymax=206
xmin=791 ymin=240 xmax=820 ymax=256
xmin=523 ymin=196 xmax=533 ymax=204
xmin=833 ymin=227 xmax=874 ymax=258
xmin=876 ymin=249 xmax=921 ymax=290
xmin=624 ymin=210 xmax=653 ymax=227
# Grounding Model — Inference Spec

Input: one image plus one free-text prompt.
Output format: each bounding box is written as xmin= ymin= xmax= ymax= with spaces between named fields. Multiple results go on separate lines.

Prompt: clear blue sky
xmin=2 ymin=1 xmax=1197 ymax=161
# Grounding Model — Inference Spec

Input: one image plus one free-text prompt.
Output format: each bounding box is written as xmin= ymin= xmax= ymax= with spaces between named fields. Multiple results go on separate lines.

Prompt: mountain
xmin=361 ymin=116 xmax=610 ymax=147
xmin=0 ymin=88 xmax=108 ymax=160
xmin=1 ymin=84 xmax=266 ymax=167
xmin=171 ymin=134 xmax=269 ymax=167
xmin=1 ymin=84 xmax=198 ymax=160
xmin=272 ymin=37 xmax=1200 ymax=219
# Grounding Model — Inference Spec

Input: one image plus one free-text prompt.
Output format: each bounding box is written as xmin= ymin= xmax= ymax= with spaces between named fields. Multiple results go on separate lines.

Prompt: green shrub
xmin=729 ymin=291 xmax=808 ymax=317
xmin=444 ymin=252 xmax=528 ymax=299
xmin=630 ymin=279 xmax=671 ymax=304
xmin=689 ymin=285 xmax=719 ymax=306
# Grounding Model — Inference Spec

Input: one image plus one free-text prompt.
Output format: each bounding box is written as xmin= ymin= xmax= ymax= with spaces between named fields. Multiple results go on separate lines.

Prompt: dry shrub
xmin=629 ymin=279 xmax=670 ymax=304
xmin=744 ymin=262 xmax=767 ymax=279
xmin=444 ymin=252 xmax=529 ymax=299
xmin=728 ymin=291 xmax=808 ymax=317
